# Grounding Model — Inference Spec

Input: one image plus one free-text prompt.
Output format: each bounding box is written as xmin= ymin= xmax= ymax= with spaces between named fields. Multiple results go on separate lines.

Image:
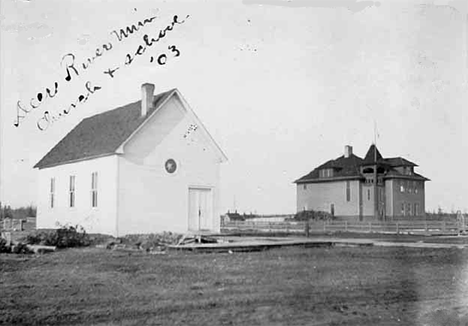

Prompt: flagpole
xmin=373 ymin=120 xmax=377 ymax=161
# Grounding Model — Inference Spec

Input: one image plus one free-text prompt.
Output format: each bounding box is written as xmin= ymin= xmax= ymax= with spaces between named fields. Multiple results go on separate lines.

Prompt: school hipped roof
xmin=294 ymin=144 xmax=429 ymax=183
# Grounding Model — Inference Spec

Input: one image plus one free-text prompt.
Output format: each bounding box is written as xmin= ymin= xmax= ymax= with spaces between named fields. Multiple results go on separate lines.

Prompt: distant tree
xmin=27 ymin=205 xmax=36 ymax=217
xmin=4 ymin=205 xmax=13 ymax=218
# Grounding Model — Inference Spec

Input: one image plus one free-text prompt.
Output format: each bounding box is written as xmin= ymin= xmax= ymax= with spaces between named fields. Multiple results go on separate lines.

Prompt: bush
xmin=0 ymin=238 xmax=33 ymax=254
xmin=11 ymin=242 xmax=33 ymax=254
xmin=0 ymin=238 xmax=11 ymax=253
xmin=26 ymin=225 xmax=90 ymax=248
xmin=293 ymin=210 xmax=335 ymax=221
xmin=120 ymin=232 xmax=183 ymax=251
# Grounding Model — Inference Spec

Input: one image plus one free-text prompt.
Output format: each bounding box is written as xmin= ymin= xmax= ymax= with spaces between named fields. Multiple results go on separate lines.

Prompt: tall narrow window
xmin=50 ymin=178 xmax=55 ymax=208
xmin=414 ymin=203 xmax=419 ymax=216
xmin=407 ymin=203 xmax=411 ymax=216
xmin=367 ymin=189 xmax=370 ymax=201
xmin=401 ymin=203 xmax=405 ymax=216
xmin=91 ymin=172 xmax=98 ymax=207
xmin=69 ymin=176 xmax=75 ymax=208
xmin=346 ymin=181 xmax=351 ymax=202
xmin=414 ymin=181 xmax=418 ymax=194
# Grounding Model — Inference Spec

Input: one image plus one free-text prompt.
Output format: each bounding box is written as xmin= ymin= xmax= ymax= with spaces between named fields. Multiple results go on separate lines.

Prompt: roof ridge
xmin=34 ymin=88 xmax=176 ymax=169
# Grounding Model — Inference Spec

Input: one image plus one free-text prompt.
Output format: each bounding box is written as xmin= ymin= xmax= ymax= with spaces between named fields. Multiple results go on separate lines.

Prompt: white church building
xmin=34 ymin=84 xmax=227 ymax=236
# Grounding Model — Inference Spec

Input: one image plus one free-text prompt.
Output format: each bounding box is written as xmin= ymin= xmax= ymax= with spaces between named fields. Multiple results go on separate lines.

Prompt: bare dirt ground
xmin=1 ymin=246 xmax=467 ymax=325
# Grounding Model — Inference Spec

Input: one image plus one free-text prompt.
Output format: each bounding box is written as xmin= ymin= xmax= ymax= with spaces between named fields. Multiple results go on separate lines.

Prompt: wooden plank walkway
xmin=168 ymin=236 xmax=468 ymax=253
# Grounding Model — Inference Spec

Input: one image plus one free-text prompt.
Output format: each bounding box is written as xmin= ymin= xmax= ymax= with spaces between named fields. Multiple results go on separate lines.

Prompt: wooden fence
xmin=221 ymin=219 xmax=468 ymax=236
xmin=1 ymin=217 xmax=36 ymax=232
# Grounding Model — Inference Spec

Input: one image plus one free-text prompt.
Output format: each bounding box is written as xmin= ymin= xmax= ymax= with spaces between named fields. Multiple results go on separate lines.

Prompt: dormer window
xmin=402 ymin=166 xmax=413 ymax=175
xmin=319 ymin=168 xmax=333 ymax=178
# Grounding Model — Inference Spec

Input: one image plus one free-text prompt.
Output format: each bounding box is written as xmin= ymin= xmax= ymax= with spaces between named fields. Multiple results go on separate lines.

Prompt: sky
xmin=0 ymin=0 xmax=467 ymax=214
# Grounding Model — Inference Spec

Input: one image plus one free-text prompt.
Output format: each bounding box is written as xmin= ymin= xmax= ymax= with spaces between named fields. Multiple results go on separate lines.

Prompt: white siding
xmin=36 ymin=155 xmax=118 ymax=235
xmin=117 ymin=96 xmax=222 ymax=235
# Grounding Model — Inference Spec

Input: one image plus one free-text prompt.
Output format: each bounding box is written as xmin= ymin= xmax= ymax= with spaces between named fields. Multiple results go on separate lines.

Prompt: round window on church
xmin=164 ymin=159 xmax=177 ymax=174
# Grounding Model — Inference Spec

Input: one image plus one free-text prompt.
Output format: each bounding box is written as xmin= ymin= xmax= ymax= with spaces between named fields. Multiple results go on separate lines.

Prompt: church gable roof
xmin=34 ymin=87 xmax=227 ymax=169
xmin=34 ymin=90 xmax=174 ymax=169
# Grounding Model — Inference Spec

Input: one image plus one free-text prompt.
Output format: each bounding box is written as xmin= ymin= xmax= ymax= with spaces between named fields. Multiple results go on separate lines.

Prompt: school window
xmin=401 ymin=203 xmax=405 ymax=216
xmin=69 ymin=176 xmax=75 ymax=208
xmin=414 ymin=181 xmax=418 ymax=194
xmin=414 ymin=203 xmax=419 ymax=216
xmin=50 ymin=178 xmax=55 ymax=208
xmin=319 ymin=168 xmax=333 ymax=178
xmin=303 ymin=184 xmax=307 ymax=190
xmin=367 ymin=189 xmax=370 ymax=201
xmin=400 ymin=180 xmax=405 ymax=192
xmin=91 ymin=172 xmax=98 ymax=208
xmin=408 ymin=180 xmax=412 ymax=193
xmin=407 ymin=203 xmax=411 ymax=216
xmin=346 ymin=181 xmax=351 ymax=202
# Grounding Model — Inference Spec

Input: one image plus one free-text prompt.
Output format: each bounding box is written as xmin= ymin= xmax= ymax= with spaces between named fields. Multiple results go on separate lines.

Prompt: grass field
xmin=1 ymin=245 xmax=467 ymax=325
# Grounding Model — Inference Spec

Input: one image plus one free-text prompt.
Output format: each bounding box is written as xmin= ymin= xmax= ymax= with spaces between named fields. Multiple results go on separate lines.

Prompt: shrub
xmin=120 ymin=232 xmax=183 ymax=251
xmin=293 ymin=210 xmax=335 ymax=221
xmin=0 ymin=238 xmax=11 ymax=253
xmin=26 ymin=225 xmax=90 ymax=248
xmin=0 ymin=239 xmax=34 ymax=254
xmin=11 ymin=242 xmax=33 ymax=254
xmin=26 ymin=232 xmax=44 ymax=245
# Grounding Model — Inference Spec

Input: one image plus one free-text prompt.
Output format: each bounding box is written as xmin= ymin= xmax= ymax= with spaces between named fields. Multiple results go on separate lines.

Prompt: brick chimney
xmin=141 ymin=83 xmax=155 ymax=117
xmin=344 ymin=145 xmax=353 ymax=158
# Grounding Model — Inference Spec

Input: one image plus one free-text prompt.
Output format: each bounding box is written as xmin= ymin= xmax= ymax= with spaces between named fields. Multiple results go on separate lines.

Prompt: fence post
xmin=424 ymin=221 xmax=428 ymax=233
xmin=396 ymin=222 xmax=399 ymax=234
xmin=368 ymin=222 xmax=372 ymax=233
xmin=345 ymin=221 xmax=348 ymax=232
xmin=323 ymin=220 xmax=326 ymax=232
xmin=442 ymin=220 xmax=446 ymax=233
xmin=305 ymin=220 xmax=310 ymax=238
